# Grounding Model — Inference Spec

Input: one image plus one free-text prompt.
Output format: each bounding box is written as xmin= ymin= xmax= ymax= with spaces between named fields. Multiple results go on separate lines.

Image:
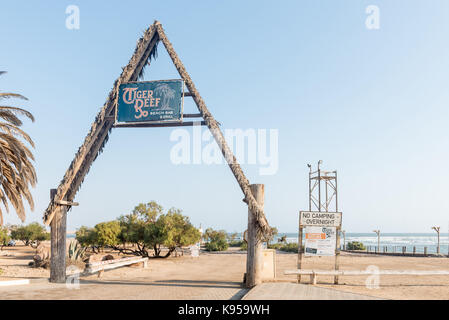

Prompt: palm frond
xmin=0 ymin=76 xmax=35 ymax=224
xmin=0 ymin=106 xmax=34 ymax=122
xmin=0 ymin=93 xmax=28 ymax=101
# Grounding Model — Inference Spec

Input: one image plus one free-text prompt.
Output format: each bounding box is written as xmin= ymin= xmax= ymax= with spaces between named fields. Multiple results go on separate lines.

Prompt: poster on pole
xmin=304 ymin=226 xmax=337 ymax=256
xmin=116 ymin=79 xmax=184 ymax=124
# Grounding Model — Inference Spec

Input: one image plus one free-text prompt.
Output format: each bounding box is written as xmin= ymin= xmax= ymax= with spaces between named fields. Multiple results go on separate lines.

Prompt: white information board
xmin=304 ymin=226 xmax=337 ymax=256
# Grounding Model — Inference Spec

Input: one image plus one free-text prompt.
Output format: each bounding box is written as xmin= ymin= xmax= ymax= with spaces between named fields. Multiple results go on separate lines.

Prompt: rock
xmin=33 ymin=243 xmax=51 ymax=268
xmin=88 ymin=254 xmax=115 ymax=263
xmin=102 ymin=254 xmax=114 ymax=261
xmin=35 ymin=243 xmax=51 ymax=260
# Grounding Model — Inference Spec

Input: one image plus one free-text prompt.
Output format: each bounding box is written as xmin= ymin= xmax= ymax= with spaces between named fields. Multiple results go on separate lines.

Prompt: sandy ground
xmin=1 ymin=245 xmax=449 ymax=299
xmin=0 ymin=244 xmax=49 ymax=281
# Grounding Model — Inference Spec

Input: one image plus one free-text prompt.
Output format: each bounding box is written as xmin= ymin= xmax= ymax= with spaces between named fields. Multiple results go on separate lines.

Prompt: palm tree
xmin=154 ymin=83 xmax=175 ymax=109
xmin=0 ymin=71 xmax=36 ymax=225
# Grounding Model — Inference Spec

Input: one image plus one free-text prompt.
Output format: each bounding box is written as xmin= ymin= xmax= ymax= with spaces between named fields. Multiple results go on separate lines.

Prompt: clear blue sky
xmin=1 ymin=1 xmax=449 ymax=233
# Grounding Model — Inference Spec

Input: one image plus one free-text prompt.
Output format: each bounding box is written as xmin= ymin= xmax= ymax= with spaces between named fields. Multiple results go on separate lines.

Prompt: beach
xmin=1 ymin=244 xmax=449 ymax=300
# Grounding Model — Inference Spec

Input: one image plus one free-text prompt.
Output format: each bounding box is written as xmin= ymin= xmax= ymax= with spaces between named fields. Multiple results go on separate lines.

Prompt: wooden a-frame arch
xmin=43 ymin=21 xmax=271 ymax=285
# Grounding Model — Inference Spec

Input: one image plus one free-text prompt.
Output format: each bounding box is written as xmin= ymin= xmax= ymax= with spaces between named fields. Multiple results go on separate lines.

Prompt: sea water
xmin=280 ymin=232 xmax=449 ymax=254
xmin=232 ymin=232 xmax=449 ymax=254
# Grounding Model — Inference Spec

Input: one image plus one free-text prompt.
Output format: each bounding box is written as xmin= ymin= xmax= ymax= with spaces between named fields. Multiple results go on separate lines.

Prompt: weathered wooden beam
xmin=43 ymin=22 xmax=160 ymax=225
xmin=114 ymin=121 xmax=206 ymax=128
xmin=107 ymin=113 xmax=202 ymax=123
xmin=66 ymin=121 xmax=113 ymax=201
xmin=334 ymin=226 xmax=341 ymax=284
xmin=297 ymin=225 xmax=303 ymax=284
xmin=49 ymin=189 xmax=67 ymax=283
xmin=54 ymin=200 xmax=79 ymax=206
xmin=246 ymin=184 xmax=264 ymax=288
xmin=182 ymin=113 xmax=202 ymax=118
xmin=285 ymin=269 xmax=449 ymax=276
xmin=155 ymin=23 xmax=271 ymax=237
xmin=84 ymin=257 xmax=148 ymax=275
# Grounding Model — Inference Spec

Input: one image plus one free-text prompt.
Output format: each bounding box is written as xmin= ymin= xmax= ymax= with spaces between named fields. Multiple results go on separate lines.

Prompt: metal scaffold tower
xmin=308 ymin=160 xmax=338 ymax=212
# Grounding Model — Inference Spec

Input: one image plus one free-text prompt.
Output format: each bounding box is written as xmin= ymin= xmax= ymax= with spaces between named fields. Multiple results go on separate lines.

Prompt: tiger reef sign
xmin=116 ymin=80 xmax=183 ymax=123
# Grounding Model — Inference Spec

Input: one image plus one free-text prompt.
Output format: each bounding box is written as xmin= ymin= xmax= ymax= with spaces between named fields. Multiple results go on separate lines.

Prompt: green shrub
xmin=347 ymin=241 xmax=366 ymax=250
xmin=268 ymin=242 xmax=302 ymax=253
xmin=240 ymin=241 xmax=247 ymax=250
xmin=0 ymin=227 xmax=10 ymax=250
xmin=267 ymin=243 xmax=283 ymax=250
xmin=94 ymin=221 xmax=121 ymax=248
xmin=75 ymin=226 xmax=100 ymax=252
xmin=229 ymin=240 xmax=244 ymax=247
xmin=77 ymin=202 xmax=201 ymax=258
xmin=279 ymin=243 xmax=299 ymax=253
xmin=206 ymin=239 xmax=228 ymax=251
xmin=81 ymin=202 xmax=201 ymax=258
xmin=10 ymin=223 xmax=49 ymax=247
xmin=204 ymin=229 xmax=228 ymax=251
xmin=148 ymin=208 xmax=201 ymax=257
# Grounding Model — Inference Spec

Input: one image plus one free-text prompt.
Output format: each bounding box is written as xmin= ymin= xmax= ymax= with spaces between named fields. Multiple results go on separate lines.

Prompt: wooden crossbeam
xmin=84 ymin=257 xmax=148 ymax=275
xmin=54 ymin=200 xmax=79 ymax=206
xmin=113 ymin=121 xmax=206 ymax=128
xmin=285 ymin=269 xmax=449 ymax=275
xmin=182 ymin=113 xmax=202 ymax=118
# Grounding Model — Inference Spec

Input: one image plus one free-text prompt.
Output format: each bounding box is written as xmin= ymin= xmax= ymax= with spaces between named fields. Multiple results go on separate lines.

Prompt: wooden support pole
xmin=50 ymin=189 xmax=67 ymax=283
xmin=297 ymin=225 xmax=303 ymax=283
xmin=334 ymin=226 xmax=341 ymax=284
xmin=246 ymin=184 xmax=264 ymax=288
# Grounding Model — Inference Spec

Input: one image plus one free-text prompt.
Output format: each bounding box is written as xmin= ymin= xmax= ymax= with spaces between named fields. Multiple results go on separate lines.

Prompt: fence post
xmin=424 ymin=247 xmax=427 ymax=256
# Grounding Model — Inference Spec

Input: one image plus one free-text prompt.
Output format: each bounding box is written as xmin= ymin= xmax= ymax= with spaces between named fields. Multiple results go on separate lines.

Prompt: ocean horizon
xmin=67 ymin=232 xmax=449 ymax=254
xmin=241 ymin=232 xmax=449 ymax=254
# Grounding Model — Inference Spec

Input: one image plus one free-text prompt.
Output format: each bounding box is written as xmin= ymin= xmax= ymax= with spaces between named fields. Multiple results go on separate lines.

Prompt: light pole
xmin=432 ymin=226 xmax=440 ymax=254
xmin=373 ymin=230 xmax=380 ymax=253
xmin=341 ymin=230 xmax=346 ymax=251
